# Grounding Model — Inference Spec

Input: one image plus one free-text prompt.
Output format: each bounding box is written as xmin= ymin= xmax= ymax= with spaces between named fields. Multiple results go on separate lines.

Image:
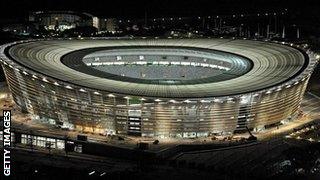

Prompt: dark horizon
xmin=0 ymin=0 xmax=319 ymax=20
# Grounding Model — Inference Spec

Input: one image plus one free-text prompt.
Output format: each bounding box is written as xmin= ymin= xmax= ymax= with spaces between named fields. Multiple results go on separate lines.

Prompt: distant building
xmin=98 ymin=18 xmax=118 ymax=32
xmin=2 ymin=23 xmax=34 ymax=36
xmin=92 ymin=17 xmax=99 ymax=30
xmin=29 ymin=11 xmax=99 ymax=31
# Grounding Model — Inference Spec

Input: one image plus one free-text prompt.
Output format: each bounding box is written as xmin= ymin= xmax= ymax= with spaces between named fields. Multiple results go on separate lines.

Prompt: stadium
xmin=0 ymin=38 xmax=318 ymax=138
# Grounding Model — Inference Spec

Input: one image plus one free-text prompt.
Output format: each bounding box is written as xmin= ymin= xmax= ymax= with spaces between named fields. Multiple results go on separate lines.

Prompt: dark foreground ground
xmin=3 ymin=117 xmax=320 ymax=180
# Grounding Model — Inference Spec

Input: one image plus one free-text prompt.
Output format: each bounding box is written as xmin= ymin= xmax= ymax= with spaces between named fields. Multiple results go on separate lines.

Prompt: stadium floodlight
xmin=139 ymin=55 xmax=144 ymax=60
xmin=227 ymin=97 xmax=233 ymax=101
xmin=169 ymin=99 xmax=176 ymax=103
xmin=108 ymin=94 xmax=115 ymax=97
xmin=65 ymin=85 xmax=72 ymax=89
xmin=93 ymin=91 xmax=101 ymax=95
xmin=213 ymin=99 xmax=220 ymax=103
xmin=124 ymin=96 xmax=131 ymax=99
xmin=184 ymin=100 xmax=191 ymax=103
xmin=42 ymin=78 xmax=49 ymax=82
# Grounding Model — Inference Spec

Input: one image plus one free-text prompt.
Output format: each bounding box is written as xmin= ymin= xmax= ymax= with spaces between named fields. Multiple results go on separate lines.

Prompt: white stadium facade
xmin=0 ymin=38 xmax=318 ymax=138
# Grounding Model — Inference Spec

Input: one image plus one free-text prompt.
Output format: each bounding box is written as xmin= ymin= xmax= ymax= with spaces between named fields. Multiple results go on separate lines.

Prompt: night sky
xmin=0 ymin=0 xmax=319 ymax=20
